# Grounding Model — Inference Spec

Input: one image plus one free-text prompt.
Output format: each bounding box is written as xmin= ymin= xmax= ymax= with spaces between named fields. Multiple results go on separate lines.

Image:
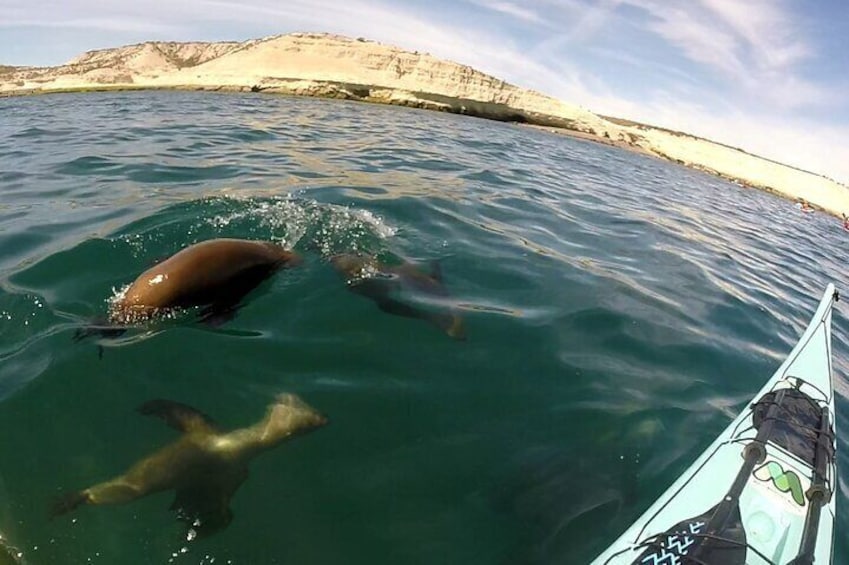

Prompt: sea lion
xmin=76 ymin=238 xmax=302 ymax=340
xmin=111 ymin=238 xmax=302 ymax=324
xmin=330 ymin=253 xmax=465 ymax=339
xmin=51 ymin=393 xmax=327 ymax=538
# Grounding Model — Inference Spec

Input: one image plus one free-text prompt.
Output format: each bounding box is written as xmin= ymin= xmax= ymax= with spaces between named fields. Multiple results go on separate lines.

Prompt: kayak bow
xmin=593 ymin=284 xmax=839 ymax=565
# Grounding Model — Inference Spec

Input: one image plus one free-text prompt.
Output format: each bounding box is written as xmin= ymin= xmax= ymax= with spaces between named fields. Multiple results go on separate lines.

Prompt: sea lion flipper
xmin=383 ymin=301 xmax=465 ymax=340
xmin=171 ymin=481 xmax=242 ymax=539
xmin=195 ymin=263 xmax=277 ymax=327
xmin=137 ymin=399 xmax=218 ymax=434
xmin=50 ymin=490 xmax=89 ymax=518
xmin=197 ymin=304 xmax=240 ymax=327
xmin=438 ymin=312 xmax=467 ymax=341
xmin=376 ymin=296 xmax=465 ymax=338
xmin=73 ymin=317 xmax=128 ymax=343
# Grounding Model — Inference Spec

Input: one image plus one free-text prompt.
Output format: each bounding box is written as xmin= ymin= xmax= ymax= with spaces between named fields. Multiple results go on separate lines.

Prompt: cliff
xmin=2 ymin=32 xmax=847 ymax=216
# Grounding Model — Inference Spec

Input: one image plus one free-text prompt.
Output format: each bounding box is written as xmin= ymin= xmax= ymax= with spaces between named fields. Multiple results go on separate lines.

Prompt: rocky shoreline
xmin=3 ymin=32 xmax=847 ymax=217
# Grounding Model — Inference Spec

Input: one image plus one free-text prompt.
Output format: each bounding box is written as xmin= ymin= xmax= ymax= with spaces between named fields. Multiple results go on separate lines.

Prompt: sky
xmin=2 ymin=0 xmax=848 ymax=183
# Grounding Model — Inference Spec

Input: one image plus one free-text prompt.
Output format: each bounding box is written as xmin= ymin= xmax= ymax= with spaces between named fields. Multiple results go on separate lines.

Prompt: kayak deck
xmin=593 ymin=284 xmax=838 ymax=565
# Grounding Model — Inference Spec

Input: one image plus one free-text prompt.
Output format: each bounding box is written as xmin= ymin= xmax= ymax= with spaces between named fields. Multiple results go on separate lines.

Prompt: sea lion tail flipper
xmin=50 ymin=490 xmax=89 ymax=518
xmin=428 ymin=310 xmax=467 ymax=340
xmin=444 ymin=313 xmax=466 ymax=341
xmin=72 ymin=317 xmax=127 ymax=343
xmin=375 ymin=297 xmax=466 ymax=339
xmin=137 ymin=399 xmax=218 ymax=434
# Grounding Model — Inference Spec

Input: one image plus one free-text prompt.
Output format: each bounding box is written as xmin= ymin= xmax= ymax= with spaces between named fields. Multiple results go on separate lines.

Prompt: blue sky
xmin=3 ymin=0 xmax=848 ymax=182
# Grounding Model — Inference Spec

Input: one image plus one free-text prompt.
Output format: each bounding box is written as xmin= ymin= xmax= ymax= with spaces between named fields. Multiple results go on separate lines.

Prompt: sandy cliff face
xmin=1 ymin=41 xmax=251 ymax=87
xmin=1 ymin=32 xmax=846 ymax=216
xmin=65 ymin=41 xmax=247 ymax=70
xmin=180 ymin=34 xmax=599 ymax=123
xmin=0 ymin=33 xmax=619 ymax=134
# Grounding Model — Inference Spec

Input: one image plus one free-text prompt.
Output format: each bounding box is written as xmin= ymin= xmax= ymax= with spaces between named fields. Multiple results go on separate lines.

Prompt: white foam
xmin=206 ymin=195 xmax=396 ymax=255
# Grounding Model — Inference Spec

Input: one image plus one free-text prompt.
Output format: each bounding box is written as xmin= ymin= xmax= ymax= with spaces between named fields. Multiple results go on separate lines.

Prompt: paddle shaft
xmin=689 ymin=389 xmax=787 ymax=561
xmin=787 ymin=406 xmax=832 ymax=565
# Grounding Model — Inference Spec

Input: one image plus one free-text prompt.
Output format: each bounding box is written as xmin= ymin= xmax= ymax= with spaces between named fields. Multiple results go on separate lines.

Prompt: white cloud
xmin=467 ymin=0 xmax=547 ymax=25
xmin=642 ymin=5 xmax=746 ymax=78
xmin=699 ymin=0 xmax=812 ymax=69
xmin=5 ymin=17 xmax=183 ymax=34
xmin=611 ymin=0 xmax=837 ymax=111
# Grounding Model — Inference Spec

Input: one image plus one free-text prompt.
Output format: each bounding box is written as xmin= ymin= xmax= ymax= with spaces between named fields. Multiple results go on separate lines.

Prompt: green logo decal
xmin=754 ymin=461 xmax=806 ymax=506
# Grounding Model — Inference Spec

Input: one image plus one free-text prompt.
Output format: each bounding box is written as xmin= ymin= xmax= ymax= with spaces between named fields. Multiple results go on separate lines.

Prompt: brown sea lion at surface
xmin=111 ymin=238 xmax=302 ymax=324
xmin=75 ymin=238 xmax=302 ymax=341
xmin=51 ymin=394 xmax=327 ymax=538
xmin=330 ymin=253 xmax=465 ymax=339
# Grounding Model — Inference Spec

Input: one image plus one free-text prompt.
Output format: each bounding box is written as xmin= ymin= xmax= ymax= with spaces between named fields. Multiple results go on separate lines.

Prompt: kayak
xmin=592 ymin=284 xmax=839 ymax=565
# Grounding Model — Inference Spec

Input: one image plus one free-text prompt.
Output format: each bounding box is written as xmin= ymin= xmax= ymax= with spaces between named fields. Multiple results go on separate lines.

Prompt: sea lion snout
xmin=271 ymin=393 xmax=329 ymax=431
xmin=329 ymin=253 xmax=372 ymax=277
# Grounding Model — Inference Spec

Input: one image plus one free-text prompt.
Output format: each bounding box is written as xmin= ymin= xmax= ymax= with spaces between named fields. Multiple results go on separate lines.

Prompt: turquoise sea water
xmin=0 ymin=91 xmax=847 ymax=564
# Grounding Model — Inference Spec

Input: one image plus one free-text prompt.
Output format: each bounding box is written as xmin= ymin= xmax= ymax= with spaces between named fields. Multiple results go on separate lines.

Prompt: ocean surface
xmin=0 ymin=91 xmax=846 ymax=565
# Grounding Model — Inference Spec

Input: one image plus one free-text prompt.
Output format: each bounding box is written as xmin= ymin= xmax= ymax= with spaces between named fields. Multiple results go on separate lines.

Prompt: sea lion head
xmin=329 ymin=253 xmax=376 ymax=279
xmin=262 ymin=393 xmax=328 ymax=442
xmin=330 ymin=253 xmax=368 ymax=276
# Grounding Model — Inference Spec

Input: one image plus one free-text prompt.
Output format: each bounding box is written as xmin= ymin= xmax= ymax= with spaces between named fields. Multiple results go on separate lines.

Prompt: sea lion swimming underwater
xmin=51 ymin=393 xmax=327 ymax=538
xmin=75 ymin=238 xmax=302 ymax=340
xmin=329 ymin=253 xmax=465 ymax=339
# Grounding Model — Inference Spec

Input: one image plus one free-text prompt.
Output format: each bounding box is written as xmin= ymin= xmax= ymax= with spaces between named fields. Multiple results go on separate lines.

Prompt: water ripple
xmin=0 ymin=91 xmax=845 ymax=565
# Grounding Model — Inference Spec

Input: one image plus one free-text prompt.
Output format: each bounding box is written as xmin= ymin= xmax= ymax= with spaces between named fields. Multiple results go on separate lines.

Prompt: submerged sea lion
xmin=330 ymin=253 xmax=465 ymax=339
xmin=76 ymin=238 xmax=301 ymax=340
xmin=51 ymin=394 xmax=327 ymax=538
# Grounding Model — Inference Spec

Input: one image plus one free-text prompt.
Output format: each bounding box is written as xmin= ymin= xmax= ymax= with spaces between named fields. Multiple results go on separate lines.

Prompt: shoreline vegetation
xmin=3 ymin=32 xmax=847 ymax=218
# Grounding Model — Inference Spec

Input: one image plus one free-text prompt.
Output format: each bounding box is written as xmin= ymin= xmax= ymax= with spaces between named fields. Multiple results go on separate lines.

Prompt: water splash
xmin=205 ymin=194 xmax=396 ymax=254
